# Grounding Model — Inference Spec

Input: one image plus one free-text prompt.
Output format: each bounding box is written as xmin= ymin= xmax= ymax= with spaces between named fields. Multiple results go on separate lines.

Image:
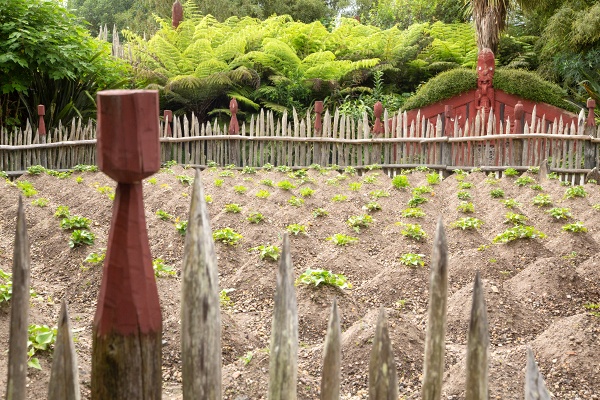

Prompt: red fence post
xmin=314 ymin=101 xmax=323 ymax=136
xmin=229 ymin=98 xmax=240 ymax=165
xmin=585 ymin=98 xmax=597 ymax=170
xmin=372 ymin=101 xmax=383 ymax=136
xmin=512 ymin=101 xmax=524 ymax=166
xmin=38 ymin=105 xmax=47 ymax=167
xmin=172 ymin=0 xmax=183 ymax=28
xmin=164 ymin=110 xmax=173 ymax=137
xmin=92 ymin=90 xmax=162 ymax=400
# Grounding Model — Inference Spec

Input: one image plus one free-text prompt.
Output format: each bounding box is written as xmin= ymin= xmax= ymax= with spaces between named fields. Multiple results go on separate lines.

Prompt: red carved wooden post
xmin=38 ymin=105 xmax=47 ymax=167
xmin=584 ymin=98 xmax=597 ymax=170
xmin=443 ymin=105 xmax=454 ymax=169
xmin=172 ymin=0 xmax=183 ymax=28
xmin=164 ymin=110 xmax=173 ymax=137
xmin=372 ymin=101 xmax=383 ymax=136
xmin=92 ymin=90 xmax=162 ymax=400
xmin=229 ymin=98 xmax=241 ymax=165
xmin=512 ymin=101 xmax=524 ymax=167
xmin=314 ymin=101 xmax=323 ymax=136
xmin=475 ymin=48 xmax=495 ymax=115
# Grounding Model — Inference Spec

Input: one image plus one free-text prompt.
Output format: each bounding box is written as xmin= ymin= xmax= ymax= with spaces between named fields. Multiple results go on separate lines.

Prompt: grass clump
xmin=492 ymin=225 xmax=546 ymax=243
xmin=296 ymin=268 xmax=351 ymax=289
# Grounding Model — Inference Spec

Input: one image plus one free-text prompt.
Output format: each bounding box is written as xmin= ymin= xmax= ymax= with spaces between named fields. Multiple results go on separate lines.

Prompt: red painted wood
xmin=588 ymin=99 xmax=596 ymax=127
xmin=37 ymin=105 xmax=46 ymax=136
xmin=164 ymin=110 xmax=173 ymax=137
xmin=229 ymin=98 xmax=239 ymax=134
xmin=172 ymin=0 xmax=183 ymax=28
xmin=314 ymin=101 xmax=323 ymax=135
xmin=373 ymin=101 xmax=383 ymax=135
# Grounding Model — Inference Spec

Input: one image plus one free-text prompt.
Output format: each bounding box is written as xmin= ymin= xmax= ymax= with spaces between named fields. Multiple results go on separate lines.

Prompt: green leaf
xmin=28 ymin=357 xmax=41 ymax=370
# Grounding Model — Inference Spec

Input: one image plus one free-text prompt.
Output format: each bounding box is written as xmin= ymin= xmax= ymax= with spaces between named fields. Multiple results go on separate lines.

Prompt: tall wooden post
xmin=314 ymin=101 xmax=323 ymax=166
xmin=584 ymin=99 xmax=597 ymax=170
xmin=172 ymin=0 xmax=183 ymax=28
xmin=512 ymin=101 xmax=524 ymax=167
xmin=229 ymin=98 xmax=241 ymax=166
xmin=38 ymin=105 xmax=47 ymax=167
xmin=441 ymin=105 xmax=453 ymax=174
xmin=163 ymin=110 xmax=173 ymax=137
xmin=92 ymin=90 xmax=162 ymax=400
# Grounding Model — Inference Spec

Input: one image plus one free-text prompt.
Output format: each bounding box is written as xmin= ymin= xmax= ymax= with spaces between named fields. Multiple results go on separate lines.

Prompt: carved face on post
xmin=477 ymin=48 xmax=495 ymax=87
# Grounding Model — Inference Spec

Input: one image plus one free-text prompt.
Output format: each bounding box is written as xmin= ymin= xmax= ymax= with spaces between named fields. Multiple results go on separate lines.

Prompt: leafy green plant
xmin=260 ymin=179 xmax=274 ymax=187
xmin=347 ymin=215 xmax=373 ymax=233
xmin=27 ymin=165 xmax=46 ymax=175
xmin=457 ymin=201 xmax=474 ymax=213
xmin=451 ymin=217 xmax=483 ymax=230
xmin=530 ymin=184 xmax=543 ymax=191
xmin=84 ymin=249 xmax=106 ymax=264
xmin=288 ymin=196 xmax=304 ymax=207
xmin=504 ymin=212 xmax=528 ymax=225
xmin=492 ymin=226 xmax=546 ymax=243
xmin=348 ymin=182 xmax=362 ymax=191
xmin=399 ymin=253 xmax=425 ymax=268
xmin=16 ymin=181 xmax=37 ymax=197
xmin=69 ymin=230 xmax=95 ymax=248
xmin=262 ymin=163 xmax=274 ymax=171
xmin=593 ymin=204 xmax=600 ymax=211
xmin=501 ymin=199 xmax=522 ymax=209
xmin=562 ymin=222 xmax=587 ymax=233
xmin=247 ymin=212 xmax=265 ymax=224
xmin=299 ymin=187 xmax=315 ymax=197
xmin=220 ymin=289 xmax=235 ymax=308
xmin=31 ymin=198 xmax=48 ymax=207
xmin=564 ymin=186 xmax=587 ymax=199
xmin=213 ymin=228 xmax=243 ymax=245
xmin=152 ymin=258 xmax=176 ymax=277
xmin=457 ymin=191 xmax=471 ymax=200
xmin=224 ymin=203 xmax=242 ymax=213
xmin=391 ymin=174 xmax=410 ymax=189
xmin=249 ymin=244 xmax=281 ymax=261
xmin=60 ymin=216 xmax=91 ymax=230
xmin=54 ymin=205 xmax=70 ymax=219
xmin=312 ymin=208 xmax=329 ymax=218
xmin=504 ymin=168 xmax=519 ymax=177
xmin=527 ymin=167 xmax=540 ymax=174
xmin=458 ymin=182 xmax=473 ymax=189
xmin=484 ymin=174 xmax=500 ymax=185
xmin=560 ymin=180 xmax=571 ymax=187
xmin=362 ymin=175 xmax=378 ymax=184
xmin=256 ymin=189 xmax=271 ymax=198
xmin=214 ymin=179 xmax=224 ymax=187
xmin=276 ymin=166 xmax=292 ymax=173
xmin=286 ymin=224 xmax=307 ymax=235
xmin=426 ymin=172 xmax=441 ymax=185
xmin=532 ymin=194 xmax=552 ymax=207
xmin=96 ymin=186 xmax=114 ymax=200
xmin=370 ymin=190 xmax=390 ymax=199
xmin=344 ymin=166 xmax=357 ymax=175
xmin=331 ymin=194 xmax=348 ymax=202
xmin=241 ymin=166 xmax=257 ymax=174
xmin=547 ymin=172 xmax=559 ymax=180
xmin=276 ymin=180 xmax=296 ymax=190
xmin=75 ymin=176 xmax=84 ymax=184
xmin=233 ymin=185 xmax=248 ymax=194
xmin=204 ymin=195 xmax=213 ymax=204
xmin=398 ymin=223 xmax=427 ymax=241
xmin=490 ymin=189 xmax=504 ymax=198
xmin=326 ymin=234 xmax=358 ymax=246
xmin=547 ymin=207 xmax=572 ymax=220
xmin=219 ymin=170 xmax=234 ymax=178
xmin=515 ymin=176 xmax=535 ymax=187
xmin=27 ymin=324 xmax=57 ymax=370
xmin=413 ymin=186 xmax=434 ymax=196
xmin=0 ymin=269 xmax=12 ymax=304
xmin=326 ymin=178 xmax=339 ymax=186
xmin=46 ymin=170 xmax=72 ymax=179
xmin=176 ymin=175 xmax=193 ymax=186
xmin=175 ymin=220 xmax=188 ymax=236
xmin=72 ymin=164 xmax=98 ymax=172
xmin=363 ymin=201 xmax=381 ymax=212
xmin=295 ymin=268 xmax=351 ymax=289
xmin=156 ymin=209 xmax=173 ymax=221
xmin=401 ymin=207 xmax=426 ymax=218
xmin=584 ymin=303 xmax=600 ymax=317
xmin=408 ymin=194 xmax=427 ymax=207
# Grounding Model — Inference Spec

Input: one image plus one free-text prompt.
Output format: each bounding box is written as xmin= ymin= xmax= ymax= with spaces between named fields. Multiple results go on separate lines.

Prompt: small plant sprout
xmin=224 ymin=203 xmax=242 ymax=213
xmin=363 ymin=201 xmax=382 ymax=212
xmin=453 ymin=169 xmax=468 ymax=181
xmin=69 ymin=230 xmax=96 ymax=248
xmin=492 ymin=226 xmax=546 ymax=244
xmin=401 ymin=207 xmax=426 ymax=218
xmin=250 ymin=244 xmax=281 ymax=261
xmin=451 ymin=217 xmax=483 ymax=230
xmin=335 ymin=174 xmax=347 ymax=181
xmin=584 ymin=303 xmax=600 ymax=317
xmin=152 ymin=258 xmax=176 ymax=277
xmin=344 ymin=166 xmax=357 ymax=175
xmin=312 ymin=208 xmax=329 ymax=218
xmin=515 ymin=176 xmax=535 ymax=186
xmin=348 ymin=182 xmax=362 ymax=191
xmin=413 ymin=186 xmax=434 ymax=196
xmin=331 ymin=194 xmax=348 ymax=202
xmin=54 ymin=205 xmax=70 ymax=219
xmin=346 ymin=215 xmax=374 ymax=233
xmin=457 ymin=201 xmax=475 ymax=213
xmin=484 ymin=176 xmax=500 ymax=185
xmin=27 ymin=324 xmax=57 ymax=369
xmin=426 ymin=172 xmax=441 ymax=185
xmin=0 ymin=269 xmax=12 ymax=304
xmin=246 ymin=212 xmax=265 ymax=224
xmin=527 ymin=166 xmax=540 ymax=174
xmin=530 ymin=184 xmax=543 ymax=191
xmin=219 ymin=170 xmax=234 ymax=178
xmin=408 ymin=194 xmax=427 ymax=207
xmin=288 ymin=196 xmax=304 ymax=207
xmin=220 ymin=289 xmax=235 ymax=308
xmin=490 ymin=189 xmax=504 ymax=198
xmin=547 ymin=172 xmax=559 ymax=180
xmin=399 ymin=253 xmax=425 ymax=268
xmin=326 ymin=233 xmax=358 ymax=246
xmin=501 ymin=199 xmax=522 ymax=209
xmin=326 ymin=178 xmax=339 ymax=186
xmin=262 ymin=163 xmax=274 ymax=171
xmin=564 ymin=186 xmax=587 ymax=199
xmin=175 ymin=220 xmax=188 ymax=236
xmin=276 ymin=165 xmax=292 ymax=173
xmin=256 ymin=189 xmax=271 ymax=198
xmin=156 ymin=210 xmax=173 ymax=221
xmin=458 ymin=182 xmax=473 ymax=189
xmin=16 ymin=181 xmax=37 ymax=197
xmin=31 ymin=198 xmax=48 ymax=207
xmin=60 ymin=216 xmax=91 ymax=230
xmin=295 ymin=268 xmax=351 ymax=289
xmin=504 ymin=212 xmax=528 ymax=225
xmin=391 ymin=174 xmax=410 ymax=189
xmin=224 ymin=164 xmax=236 ymax=170
xmin=362 ymin=175 xmax=378 ymax=184
xmin=560 ymin=180 xmax=571 ymax=187
xmin=241 ymin=166 xmax=257 ymax=174
xmin=299 ymin=187 xmax=315 ymax=197
xmin=214 ymin=179 xmax=224 ymax=187
xmin=398 ymin=223 xmax=427 ymax=241
xmin=369 ymin=190 xmax=390 ymax=199
xmin=176 ymin=175 xmax=193 ymax=186
xmin=547 ymin=207 xmax=572 ymax=220
xmin=276 ymin=180 xmax=296 ymax=190
xmin=234 ymin=185 xmax=248 ymax=194
xmin=532 ymin=194 xmax=552 ymax=207
xmin=593 ymin=204 xmax=600 ymax=211
xmin=205 ymin=195 xmax=213 ymax=204
xmin=84 ymin=249 xmax=106 ymax=264
xmin=562 ymin=222 xmax=587 ymax=233
xmin=286 ymin=224 xmax=308 ymax=235
xmin=27 ymin=165 xmax=46 ymax=175
xmin=364 ymin=164 xmax=381 ymax=171
xmin=213 ymin=227 xmax=243 ymax=245
xmin=457 ymin=191 xmax=472 ymax=201
xmin=260 ymin=179 xmax=274 ymax=187
xmin=504 ymin=168 xmax=519 ymax=177
xmin=75 ymin=176 xmax=84 ymax=184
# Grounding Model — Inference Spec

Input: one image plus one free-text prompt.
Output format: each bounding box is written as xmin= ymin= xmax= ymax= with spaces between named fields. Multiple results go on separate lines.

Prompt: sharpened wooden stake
xmin=525 ymin=348 xmax=551 ymax=400
xmin=268 ymin=234 xmax=298 ymax=400
xmin=6 ymin=197 xmax=31 ymax=400
xmin=368 ymin=308 xmax=398 ymax=400
xmin=465 ymin=272 xmax=489 ymax=400
xmin=181 ymin=169 xmax=222 ymax=400
xmin=321 ymin=299 xmax=341 ymax=400
xmin=48 ymin=300 xmax=81 ymax=400
xmin=422 ymin=218 xmax=448 ymax=400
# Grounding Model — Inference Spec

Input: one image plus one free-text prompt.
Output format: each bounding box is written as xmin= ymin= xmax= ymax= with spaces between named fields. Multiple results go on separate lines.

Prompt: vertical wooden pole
xmin=181 ymin=170 xmax=222 ymax=399
xmin=48 ymin=300 xmax=81 ymax=400
xmin=421 ymin=219 xmax=448 ymax=400
xmin=172 ymin=0 xmax=183 ymax=28
xmin=268 ymin=234 xmax=298 ymax=400
xmin=442 ymin=105 xmax=453 ymax=174
xmin=368 ymin=308 xmax=398 ymax=400
xmin=5 ymin=197 xmax=30 ymax=400
xmin=584 ymin=99 xmax=596 ymax=170
xmin=524 ymin=347 xmax=551 ymax=400
xmin=92 ymin=90 xmax=162 ymax=400
xmin=228 ymin=99 xmax=241 ymax=166
xmin=465 ymin=272 xmax=489 ymax=400
xmin=512 ymin=102 xmax=524 ymax=167
xmin=320 ymin=299 xmax=341 ymax=400
xmin=38 ymin=105 xmax=47 ymax=168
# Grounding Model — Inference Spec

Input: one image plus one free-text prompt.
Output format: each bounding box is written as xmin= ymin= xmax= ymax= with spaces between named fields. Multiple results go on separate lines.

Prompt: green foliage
xmin=241 ymin=166 xmax=257 ymax=174
xmin=564 ymin=186 xmax=587 ymax=199
xmin=27 ymin=324 xmax=57 ymax=370
xmin=16 ymin=181 xmax=37 ymax=197
xmin=214 ymin=179 xmax=224 ymax=187
xmin=547 ymin=172 xmax=560 ymax=180
xmin=54 ymin=205 xmax=70 ymax=219
xmin=456 ymin=191 xmax=471 ymax=201
xmin=504 ymin=168 xmax=519 ymax=177
xmin=312 ymin=208 xmax=329 ymax=217
xmin=176 ymin=175 xmax=194 ymax=186
xmin=247 ymin=212 xmax=265 ymax=224
xmin=288 ymin=196 xmax=304 ymax=207
xmin=501 ymin=199 xmax=522 ymax=209
xmin=402 ymin=68 xmax=477 ymax=110
xmin=224 ymin=203 xmax=242 ymax=213
xmin=331 ymin=194 xmax=348 ymax=202
xmin=69 ymin=230 xmax=95 ymax=248
xmin=326 ymin=233 xmax=358 ymax=246
xmin=584 ymin=302 xmax=600 ymax=317
xmin=0 ymin=269 xmax=12 ymax=304
xmin=27 ymin=165 xmax=46 ymax=175
xmin=175 ymin=220 xmax=188 ymax=236
xmin=593 ymin=204 xmax=600 ymax=211
xmin=348 ymin=182 xmax=363 ymax=191
xmin=401 ymin=207 xmax=426 ymax=218
xmin=344 ymin=166 xmax=357 ymax=175
xmin=413 ymin=185 xmax=434 ymax=196
xmin=458 ymin=182 xmax=473 ymax=189
xmin=504 ymin=212 xmax=528 ymax=225
xmin=262 ymin=163 xmax=274 ymax=171
xmin=408 ymin=194 xmax=427 ymax=207
xmin=84 ymin=249 xmax=105 ymax=264
xmin=426 ymin=172 xmax=441 ymax=185
xmin=492 ymin=226 xmax=546 ymax=244
xmin=362 ymin=175 xmax=378 ymax=184
xmin=369 ymin=190 xmax=390 ymax=199
xmin=234 ymin=185 xmax=248 ymax=194
xmin=532 ymin=194 xmax=552 ymax=207
xmin=399 ymin=253 xmax=425 ymax=268
xmin=220 ymin=289 xmax=235 ymax=308
xmin=213 ymin=227 xmax=243 ymax=245
xmin=260 ymin=179 xmax=274 ymax=187
xmin=562 ymin=222 xmax=587 ymax=233
xmin=363 ymin=201 xmax=382 ymax=212
xmin=296 ymin=268 xmax=351 ymax=289
xmin=398 ymin=223 xmax=427 ymax=241
xmin=72 ymin=164 xmax=98 ymax=172
xmin=457 ymin=201 xmax=474 ymax=213
xmin=60 ymin=216 xmax=91 ymax=230
xmin=451 ymin=217 xmax=483 ymax=230
xmin=346 ymin=214 xmax=373 ymax=233
xmin=205 ymin=195 xmax=213 ymax=204
xmin=276 ymin=166 xmax=293 ymax=173
xmin=249 ymin=244 xmax=281 ymax=261
xmin=46 ymin=170 xmax=72 ymax=179
xmin=156 ymin=209 xmax=174 ymax=221
xmin=286 ymin=224 xmax=308 ymax=235
xmin=484 ymin=176 xmax=500 ymax=185
xmin=299 ymin=187 xmax=315 ymax=197
xmin=31 ymin=198 xmax=48 ymax=207
xmin=547 ymin=207 xmax=572 ymax=220
xmin=277 ymin=180 xmax=296 ymax=190
xmin=219 ymin=171 xmax=235 ymax=178
xmin=392 ymin=174 xmax=410 ymax=189
xmin=256 ymin=189 xmax=271 ymax=198
xmin=152 ymin=258 xmax=176 ymax=277
xmin=490 ymin=188 xmax=505 ymax=198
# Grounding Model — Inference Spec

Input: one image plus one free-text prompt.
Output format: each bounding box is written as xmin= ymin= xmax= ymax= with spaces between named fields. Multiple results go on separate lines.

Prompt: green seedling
xmin=288 ymin=196 xmax=304 ymax=207
xmin=346 ymin=214 xmax=373 ymax=233
xmin=224 ymin=203 xmax=242 ymax=213
xmin=331 ymin=194 xmax=347 ymax=202
xmin=408 ymin=195 xmax=427 ymax=207
xmin=276 ymin=180 xmax=296 ymax=190
xmin=69 ymin=230 xmax=95 ymax=248
xmin=348 ymin=182 xmax=362 ymax=191
xmin=363 ymin=201 xmax=381 ymax=212
xmin=457 ymin=191 xmax=471 ymax=201
xmin=175 ymin=220 xmax=188 ymax=236
xmin=530 ymin=184 xmax=543 ymax=191
xmin=152 ymin=258 xmax=176 ymax=277
xmin=413 ymin=186 xmax=434 ymax=196
xmin=205 ymin=195 xmax=213 ymax=204
xmin=344 ymin=166 xmax=357 ymax=175
xmin=220 ymin=289 xmax=235 ymax=308
xmin=241 ymin=166 xmax=257 ymax=174
xmin=276 ymin=166 xmax=292 ymax=173
xmin=256 ymin=189 xmax=270 ymax=198
xmin=299 ymin=187 xmax=315 ymax=197
xmin=492 ymin=226 xmax=546 ymax=243
xmin=27 ymin=165 xmax=46 ymax=175
xmin=458 ymin=182 xmax=473 ymax=189
xmin=219 ymin=170 xmax=234 ymax=177
xmin=527 ymin=166 xmax=540 ymax=174
xmin=326 ymin=178 xmax=339 ymax=186
xmin=398 ymin=223 xmax=427 ymax=241
xmin=562 ymin=222 xmax=587 ymax=233
xmin=233 ymin=185 xmax=248 ymax=194
xmin=31 ymin=198 xmax=48 ymax=207
xmin=362 ymin=175 xmax=378 ymax=184
xmin=515 ymin=176 xmax=535 ymax=186
xmin=286 ymin=224 xmax=308 ymax=235
xmin=370 ymin=190 xmax=390 ymax=199
xmin=504 ymin=168 xmax=519 ymax=177
xmin=249 ymin=244 xmax=281 ymax=261
xmin=247 ymin=212 xmax=265 ymax=224
xmin=295 ymin=268 xmax=351 ymax=289
xmin=564 ymin=186 xmax=587 ymax=199
xmin=312 ymin=208 xmax=329 ymax=218
xmin=84 ymin=249 xmax=106 ymax=264
xmin=451 ymin=217 xmax=483 ymax=230
xmin=16 ymin=181 xmax=37 ymax=197
xmin=484 ymin=176 xmax=500 ymax=185
xmin=547 ymin=207 xmax=572 ymax=220
xmin=27 ymin=324 xmax=57 ymax=369
xmin=364 ymin=164 xmax=381 ymax=171
xmin=583 ymin=303 xmax=600 ymax=317
xmin=399 ymin=253 xmax=425 ymax=268
xmin=457 ymin=201 xmax=474 ymax=213
xmin=214 ymin=179 xmax=224 ymax=187
xmin=260 ymin=179 xmax=274 ymax=187
xmin=401 ymin=207 xmax=426 ymax=218
xmin=54 ymin=205 xmax=70 ymax=219
xmin=326 ymin=233 xmax=358 ymax=246
xmin=501 ymin=199 xmax=521 ymax=209
xmin=0 ymin=269 xmax=12 ymax=304
xmin=391 ymin=175 xmax=410 ymax=189
xmin=504 ymin=212 xmax=528 ymax=225
xmin=560 ymin=180 xmax=571 ymax=187
xmin=75 ymin=176 xmax=84 ymax=184
xmin=72 ymin=164 xmax=98 ymax=172
xmin=213 ymin=228 xmax=242 ymax=245
xmin=156 ymin=209 xmax=173 ymax=221
xmin=490 ymin=188 xmax=505 ymax=198
xmin=532 ymin=194 xmax=552 ymax=207
xmin=426 ymin=172 xmax=441 ymax=185
xmin=262 ymin=163 xmax=274 ymax=171
xmin=176 ymin=175 xmax=193 ymax=186
xmin=60 ymin=216 xmax=91 ymax=230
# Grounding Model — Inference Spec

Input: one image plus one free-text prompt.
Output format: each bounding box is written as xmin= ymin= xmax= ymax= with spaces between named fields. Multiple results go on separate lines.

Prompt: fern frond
xmin=194 ymin=59 xmax=230 ymax=79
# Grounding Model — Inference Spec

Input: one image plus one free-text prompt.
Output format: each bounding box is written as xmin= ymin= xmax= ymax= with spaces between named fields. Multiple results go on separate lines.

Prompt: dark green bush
xmin=402 ymin=68 xmax=477 ymax=110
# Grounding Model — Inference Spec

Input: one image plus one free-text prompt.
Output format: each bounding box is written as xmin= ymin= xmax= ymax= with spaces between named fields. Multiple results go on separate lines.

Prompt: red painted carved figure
xmin=475 ymin=48 xmax=495 ymax=112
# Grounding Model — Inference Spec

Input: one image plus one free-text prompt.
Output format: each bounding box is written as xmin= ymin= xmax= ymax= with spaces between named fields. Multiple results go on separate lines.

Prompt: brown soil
xmin=0 ymin=167 xmax=598 ymax=399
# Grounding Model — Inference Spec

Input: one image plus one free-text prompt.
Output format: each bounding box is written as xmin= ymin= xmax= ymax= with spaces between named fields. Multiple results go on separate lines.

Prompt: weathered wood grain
xmin=465 ymin=272 xmax=489 ymax=400
xmin=320 ymin=299 xmax=341 ymax=400
xmin=368 ymin=308 xmax=398 ymax=400
xmin=524 ymin=347 xmax=551 ymax=400
xmin=48 ymin=300 xmax=81 ymax=400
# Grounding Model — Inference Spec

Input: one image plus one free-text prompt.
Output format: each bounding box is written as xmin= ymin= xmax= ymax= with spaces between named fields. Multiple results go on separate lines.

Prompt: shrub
xmin=295 ymin=268 xmax=351 ymax=289
xmin=492 ymin=226 xmax=546 ymax=243
xmin=402 ymin=68 xmax=477 ymax=111
xmin=451 ymin=217 xmax=483 ymax=230
xmin=213 ymin=228 xmax=243 ymax=245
